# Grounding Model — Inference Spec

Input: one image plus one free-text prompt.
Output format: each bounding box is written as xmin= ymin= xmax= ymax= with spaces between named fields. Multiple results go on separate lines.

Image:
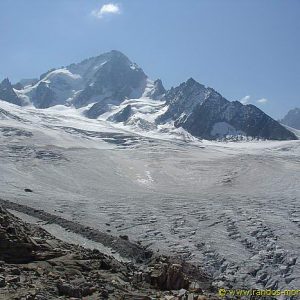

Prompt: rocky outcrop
xmin=0 ymin=206 xmax=35 ymax=263
xmin=31 ymin=81 xmax=57 ymax=109
xmin=108 ymin=104 xmax=133 ymax=123
xmin=149 ymin=262 xmax=189 ymax=290
xmin=280 ymin=107 xmax=300 ymax=130
xmin=144 ymin=79 xmax=166 ymax=100
xmin=0 ymin=79 xmax=22 ymax=106
xmin=0 ymin=205 xmax=67 ymax=264
xmin=84 ymin=102 xmax=110 ymax=119
xmin=0 ymin=202 xmax=219 ymax=300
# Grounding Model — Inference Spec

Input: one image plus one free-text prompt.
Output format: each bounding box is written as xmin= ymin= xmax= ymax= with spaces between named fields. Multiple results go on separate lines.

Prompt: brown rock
xmin=150 ymin=263 xmax=189 ymax=290
xmin=57 ymin=280 xmax=94 ymax=298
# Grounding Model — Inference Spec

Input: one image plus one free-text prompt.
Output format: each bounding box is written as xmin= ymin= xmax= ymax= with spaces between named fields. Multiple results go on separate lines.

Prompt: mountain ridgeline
xmin=0 ymin=50 xmax=297 ymax=141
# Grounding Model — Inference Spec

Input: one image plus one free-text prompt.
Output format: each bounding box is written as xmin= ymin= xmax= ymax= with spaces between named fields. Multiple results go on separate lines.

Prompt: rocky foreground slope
xmin=0 ymin=203 xmax=222 ymax=300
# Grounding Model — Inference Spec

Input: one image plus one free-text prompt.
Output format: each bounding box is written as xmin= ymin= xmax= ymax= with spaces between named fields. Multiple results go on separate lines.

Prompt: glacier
xmin=0 ymin=99 xmax=299 ymax=293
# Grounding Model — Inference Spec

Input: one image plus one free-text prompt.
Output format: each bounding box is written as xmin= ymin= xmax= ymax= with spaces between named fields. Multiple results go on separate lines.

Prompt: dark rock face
xmin=0 ymin=78 xmax=22 ymax=106
xmin=31 ymin=82 xmax=57 ymax=109
xmin=108 ymin=104 xmax=133 ymax=123
xmin=157 ymin=78 xmax=207 ymax=124
xmin=71 ymin=50 xmax=147 ymax=108
xmin=0 ymin=203 xmax=216 ymax=300
xmin=181 ymin=96 xmax=297 ymax=140
xmin=280 ymin=107 xmax=300 ymax=130
xmin=157 ymin=79 xmax=297 ymax=140
xmin=0 ymin=206 xmax=35 ymax=263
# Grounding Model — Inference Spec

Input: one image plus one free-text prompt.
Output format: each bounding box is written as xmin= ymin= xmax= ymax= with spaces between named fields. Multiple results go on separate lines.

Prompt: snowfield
xmin=0 ymin=100 xmax=299 ymax=293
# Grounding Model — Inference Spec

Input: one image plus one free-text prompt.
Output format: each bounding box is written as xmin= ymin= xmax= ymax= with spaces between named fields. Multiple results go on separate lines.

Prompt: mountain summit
xmin=157 ymin=81 xmax=296 ymax=140
xmin=0 ymin=51 xmax=297 ymax=141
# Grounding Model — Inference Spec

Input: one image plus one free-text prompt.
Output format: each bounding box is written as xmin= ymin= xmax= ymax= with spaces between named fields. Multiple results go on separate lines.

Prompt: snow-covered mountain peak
xmin=10 ymin=50 xmax=164 ymax=110
xmin=0 ymin=51 xmax=297 ymax=141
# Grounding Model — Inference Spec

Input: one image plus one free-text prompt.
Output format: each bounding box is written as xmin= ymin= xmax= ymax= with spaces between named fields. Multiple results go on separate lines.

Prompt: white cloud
xmin=257 ymin=98 xmax=269 ymax=104
xmin=240 ymin=95 xmax=250 ymax=105
xmin=92 ymin=3 xmax=121 ymax=19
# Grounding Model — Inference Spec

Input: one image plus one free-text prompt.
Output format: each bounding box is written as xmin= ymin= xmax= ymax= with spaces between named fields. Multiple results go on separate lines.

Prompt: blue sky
xmin=0 ymin=0 xmax=299 ymax=119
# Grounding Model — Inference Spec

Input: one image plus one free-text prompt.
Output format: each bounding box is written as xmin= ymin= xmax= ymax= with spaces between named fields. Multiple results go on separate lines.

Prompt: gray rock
xmin=144 ymin=79 xmax=166 ymax=100
xmin=149 ymin=262 xmax=189 ymax=290
xmin=31 ymin=82 xmax=57 ymax=109
xmin=108 ymin=105 xmax=133 ymax=123
xmin=85 ymin=102 xmax=110 ymax=119
xmin=0 ymin=78 xmax=22 ymax=106
xmin=157 ymin=78 xmax=297 ymax=141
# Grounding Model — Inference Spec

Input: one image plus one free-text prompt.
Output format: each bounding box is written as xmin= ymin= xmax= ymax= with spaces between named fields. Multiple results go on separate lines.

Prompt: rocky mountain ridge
xmin=0 ymin=50 xmax=297 ymax=141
